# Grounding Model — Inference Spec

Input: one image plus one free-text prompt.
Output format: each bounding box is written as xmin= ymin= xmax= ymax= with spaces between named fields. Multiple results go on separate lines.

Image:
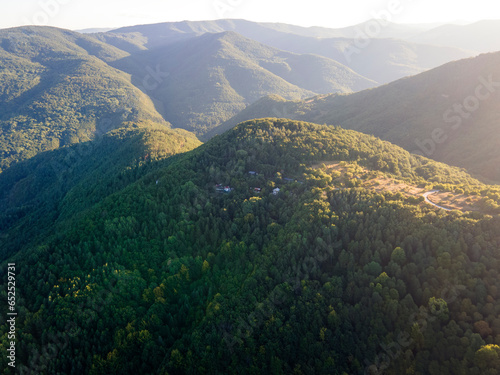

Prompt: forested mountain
xmin=1 ymin=119 xmax=500 ymax=374
xmin=0 ymin=120 xmax=201 ymax=260
xmin=214 ymin=52 xmax=500 ymax=182
xmin=2 ymin=14 xmax=500 ymax=375
xmin=0 ymin=22 xmax=378 ymax=155
xmin=98 ymin=19 xmax=474 ymax=84
xmin=0 ymin=20 xmax=478 ymax=159
xmin=0 ymin=26 xmax=168 ymax=172
xmin=110 ymin=31 xmax=377 ymax=134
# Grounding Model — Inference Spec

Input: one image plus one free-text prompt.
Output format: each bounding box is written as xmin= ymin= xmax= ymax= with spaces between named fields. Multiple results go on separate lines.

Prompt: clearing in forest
xmin=312 ymin=161 xmax=483 ymax=212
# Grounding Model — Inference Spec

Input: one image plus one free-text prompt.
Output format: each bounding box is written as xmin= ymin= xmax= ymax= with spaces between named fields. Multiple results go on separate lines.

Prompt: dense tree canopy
xmin=1 ymin=119 xmax=499 ymax=374
xmin=0 ymin=27 xmax=168 ymax=172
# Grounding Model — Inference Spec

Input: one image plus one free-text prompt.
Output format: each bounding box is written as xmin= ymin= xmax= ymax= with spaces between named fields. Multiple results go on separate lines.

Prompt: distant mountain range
xmin=75 ymin=28 xmax=116 ymax=34
xmin=213 ymin=51 xmax=500 ymax=182
xmin=0 ymin=26 xmax=167 ymax=171
xmin=97 ymin=19 xmax=474 ymax=85
xmin=108 ymin=30 xmax=377 ymax=133
xmin=1 ymin=18 xmax=499 ymax=177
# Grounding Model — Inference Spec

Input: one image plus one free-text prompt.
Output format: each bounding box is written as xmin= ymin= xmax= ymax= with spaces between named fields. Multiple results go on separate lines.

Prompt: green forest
xmin=1 ymin=119 xmax=500 ymax=374
xmin=0 ymin=27 xmax=167 ymax=173
xmin=0 ymin=121 xmax=201 ymax=261
xmin=212 ymin=51 xmax=500 ymax=183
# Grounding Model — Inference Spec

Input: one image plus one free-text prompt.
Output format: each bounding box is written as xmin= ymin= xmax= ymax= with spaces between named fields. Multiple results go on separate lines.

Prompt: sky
xmin=0 ymin=0 xmax=500 ymax=31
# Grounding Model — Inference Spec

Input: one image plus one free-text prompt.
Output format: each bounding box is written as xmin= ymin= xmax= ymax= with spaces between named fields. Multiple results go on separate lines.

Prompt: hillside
xmin=110 ymin=31 xmax=376 ymax=134
xmin=0 ymin=24 xmax=380 ymax=148
xmin=215 ymin=52 xmax=500 ymax=182
xmin=0 ymin=26 xmax=169 ymax=172
xmin=99 ymin=19 xmax=474 ymax=85
xmin=0 ymin=121 xmax=201 ymax=260
xmin=103 ymin=19 xmax=436 ymax=47
xmin=1 ymin=119 xmax=500 ymax=374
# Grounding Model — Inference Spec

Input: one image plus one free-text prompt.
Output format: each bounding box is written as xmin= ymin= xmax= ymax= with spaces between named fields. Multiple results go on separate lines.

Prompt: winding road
xmin=422 ymin=190 xmax=452 ymax=211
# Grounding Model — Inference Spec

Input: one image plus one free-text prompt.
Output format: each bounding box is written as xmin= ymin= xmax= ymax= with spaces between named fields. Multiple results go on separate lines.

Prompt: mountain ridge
xmin=98 ymin=19 xmax=475 ymax=85
xmin=0 ymin=26 xmax=171 ymax=172
xmin=0 ymin=120 xmax=201 ymax=259
xmin=109 ymin=30 xmax=377 ymax=134
xmin=212 ymin=52 xmax=500 ymax=182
